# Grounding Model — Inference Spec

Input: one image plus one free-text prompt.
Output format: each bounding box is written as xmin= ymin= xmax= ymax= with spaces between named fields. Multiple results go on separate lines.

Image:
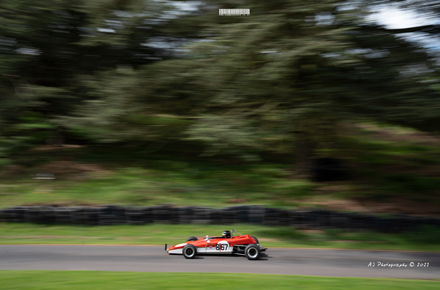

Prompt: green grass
xmin=1 ymin=223 xmax=439 ymax=252
xmin=1 ymin=122 xmax=440 ymax=217
xmin=336 ymin=130 xmax=440 ymax=203
xmin=0 ymin=150 xmax=310 ymax=208
xmin=0 ymin=271 xmax=438 ymax=290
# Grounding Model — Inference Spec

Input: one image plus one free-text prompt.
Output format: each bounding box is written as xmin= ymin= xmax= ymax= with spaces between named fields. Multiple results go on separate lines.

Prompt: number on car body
xmin=216 ymin=243 xmax=228 ymax=251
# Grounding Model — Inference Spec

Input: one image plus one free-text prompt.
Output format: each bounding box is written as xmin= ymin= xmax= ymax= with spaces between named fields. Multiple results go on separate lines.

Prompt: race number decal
xmin=216 ymin=241 xmax=229 ymax=251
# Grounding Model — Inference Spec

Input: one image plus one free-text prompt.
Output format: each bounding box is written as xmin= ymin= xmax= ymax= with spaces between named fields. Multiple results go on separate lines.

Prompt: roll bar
xmin=231 ymin=229 xmax=242 ymax=238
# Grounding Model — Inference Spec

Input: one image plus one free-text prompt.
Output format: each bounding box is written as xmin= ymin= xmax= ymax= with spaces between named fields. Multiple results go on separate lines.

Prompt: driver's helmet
xmin=222 ymin=230 xmax=231 ymax=238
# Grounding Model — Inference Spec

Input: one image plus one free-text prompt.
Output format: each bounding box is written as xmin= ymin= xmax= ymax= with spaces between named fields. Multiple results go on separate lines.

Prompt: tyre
xmin=183 ymin=244 xmax=197 ymax=259
xmin=245 ymin=244 xmax=260 ymax=260
xmin=186 ymin=236 xmax=198 ymax=242
xmin=250 ymin=236 xmax=259 ymax=244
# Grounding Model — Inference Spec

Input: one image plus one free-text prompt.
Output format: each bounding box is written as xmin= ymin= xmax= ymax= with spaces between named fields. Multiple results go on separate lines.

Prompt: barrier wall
xmin=0 ymin=205 xmax=439 ymax=232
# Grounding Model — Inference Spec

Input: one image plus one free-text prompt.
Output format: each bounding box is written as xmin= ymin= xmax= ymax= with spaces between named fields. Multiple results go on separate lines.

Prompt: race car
xmin=165 ymin=229 xmax=267 ymax=260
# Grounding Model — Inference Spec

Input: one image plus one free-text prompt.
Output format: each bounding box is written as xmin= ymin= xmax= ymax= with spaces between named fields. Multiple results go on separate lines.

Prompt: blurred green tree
xmin=0 ymin=0 xmax=174 ymax=156
xmin=170 ymin=0 xmax=440 ymax=174
xmin=3 ymin=0 xmax=440 ymax=178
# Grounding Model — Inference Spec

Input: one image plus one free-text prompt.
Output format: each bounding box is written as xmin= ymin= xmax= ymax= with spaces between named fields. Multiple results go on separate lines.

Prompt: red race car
xmin=165 ymin=229 xmax=267 ymax=260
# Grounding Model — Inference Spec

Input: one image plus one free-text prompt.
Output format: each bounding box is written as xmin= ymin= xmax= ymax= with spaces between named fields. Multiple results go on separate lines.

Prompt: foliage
xmin=161 ymin=0 xmax=440 ymax=171
xmin=1 ymin=0 xmax=440 ymax=178
xmin=0 ymin=0 xmax=172 ymax=154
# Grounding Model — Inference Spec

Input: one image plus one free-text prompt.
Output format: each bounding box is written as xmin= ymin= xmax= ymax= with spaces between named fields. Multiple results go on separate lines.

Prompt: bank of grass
xmin=0 ymin=271 xmax=438 ymax=290
xmin=1 ymin=124 xmax=440 ymax=220
xmin=2 ymin=124 xmax=440 ymax=210
xmin=1 ymin=223 xmax=439 ymax=252
xmin=338 ymin=125 xmax=440 ymax=203
xmin=0 ymin=145 xmax=311 ymax=208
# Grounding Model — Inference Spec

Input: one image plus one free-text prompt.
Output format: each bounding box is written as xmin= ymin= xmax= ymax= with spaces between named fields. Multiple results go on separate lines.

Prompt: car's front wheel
xmin=183 ymin=244 xmax=197 ymax=259
xmin=245 ymin=244 xmax=260 ymax=260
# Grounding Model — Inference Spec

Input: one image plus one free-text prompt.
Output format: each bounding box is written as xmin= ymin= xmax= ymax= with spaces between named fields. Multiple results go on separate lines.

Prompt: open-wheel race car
xmin=165 ymin=229 xmax=267 ymax=260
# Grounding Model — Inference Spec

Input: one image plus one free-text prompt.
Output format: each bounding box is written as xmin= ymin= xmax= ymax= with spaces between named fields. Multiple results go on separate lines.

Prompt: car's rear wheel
xmin=183 ymin=244 xmax=197 ymax=259
xmin=186 ymin=236 xmax=198 ymax=242
xmin=245 ymin=244 xmax=260 ymax=260
xmin=251 ymin=236 xmax=259 ymax=244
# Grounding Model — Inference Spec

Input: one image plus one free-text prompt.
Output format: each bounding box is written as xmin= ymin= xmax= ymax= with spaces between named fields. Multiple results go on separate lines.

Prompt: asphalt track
xmin=0 ymin=245 xmax=439 ymax=279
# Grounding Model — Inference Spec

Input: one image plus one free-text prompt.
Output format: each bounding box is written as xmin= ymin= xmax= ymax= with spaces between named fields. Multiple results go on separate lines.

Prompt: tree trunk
xmin=46 ymin=128 xmax=64 ymax=147
xmin=292 ymin=131 xmax=315 ymax=179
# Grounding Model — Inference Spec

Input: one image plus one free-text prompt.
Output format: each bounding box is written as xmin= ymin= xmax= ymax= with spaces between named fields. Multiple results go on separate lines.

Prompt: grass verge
xmin=0 ymin=271 xmax=438 ymax=290
xmin=2 ymin=129 xmax=439 ymax=211
xmin=1 ymin=223 xmax=439 ymax=252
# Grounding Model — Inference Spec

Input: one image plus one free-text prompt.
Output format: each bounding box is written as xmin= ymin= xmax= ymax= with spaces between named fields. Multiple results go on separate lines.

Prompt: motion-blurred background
xmin=1 ymin=0 xmax=440 ymax=222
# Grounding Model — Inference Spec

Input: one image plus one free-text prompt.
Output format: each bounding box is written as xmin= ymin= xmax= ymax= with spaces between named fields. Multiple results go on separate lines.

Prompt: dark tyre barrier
xmin=0 ymin=205 xmax=439 ymax=233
